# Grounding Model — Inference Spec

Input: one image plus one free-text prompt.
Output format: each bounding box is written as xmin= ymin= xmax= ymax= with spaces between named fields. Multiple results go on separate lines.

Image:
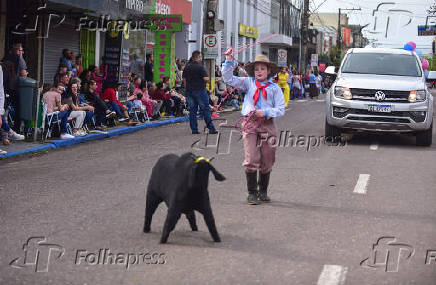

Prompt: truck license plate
xmin=367 ymin=104 xmax=392 ymax=113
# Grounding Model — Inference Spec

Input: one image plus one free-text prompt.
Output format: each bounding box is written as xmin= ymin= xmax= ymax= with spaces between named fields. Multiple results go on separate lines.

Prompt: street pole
xmin=337 ymin=8 xmax=360 ymax=50
xmin=203 ymin=0 xmax=218 ymax=94
xmin=298 ymin=0 xmax=303 ymax=72
xmin=300 ymin=0 xmax=310 ymax=74
xmin=337 ymin=8 xmax=341 ymax=49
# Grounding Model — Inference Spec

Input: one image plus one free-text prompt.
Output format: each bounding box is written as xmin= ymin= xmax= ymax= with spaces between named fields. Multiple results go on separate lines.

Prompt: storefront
xmin=1 ymin=0 xmax=153 ymax=84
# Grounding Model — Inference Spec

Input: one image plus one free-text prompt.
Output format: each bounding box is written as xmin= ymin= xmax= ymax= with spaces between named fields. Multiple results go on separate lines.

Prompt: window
xmin=341 ymin=53 xmax=422 ymax=77
xmin=270 ymin=0 xmax=280 ymax=34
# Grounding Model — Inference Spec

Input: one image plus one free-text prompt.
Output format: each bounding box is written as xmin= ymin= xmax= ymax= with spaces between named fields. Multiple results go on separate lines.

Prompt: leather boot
xmin=246 ymin=171 xmax=259 ymax=205
xmin=258 ymin=172 xmax=271 ymax=202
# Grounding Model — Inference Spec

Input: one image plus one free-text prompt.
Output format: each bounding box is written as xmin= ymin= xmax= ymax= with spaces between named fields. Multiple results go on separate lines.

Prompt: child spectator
xmin=133 ymin=93 xmax=147 ymax=114
xmin=150 ymin=82 xmax=172 ymax=116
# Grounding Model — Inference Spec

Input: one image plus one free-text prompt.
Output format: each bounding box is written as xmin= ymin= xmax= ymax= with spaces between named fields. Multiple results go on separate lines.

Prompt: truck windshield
xmin=341 ymin=53 xmax=422 ymax=77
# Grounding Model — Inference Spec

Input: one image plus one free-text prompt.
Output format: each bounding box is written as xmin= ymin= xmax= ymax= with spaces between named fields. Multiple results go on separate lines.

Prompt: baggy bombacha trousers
xmin=242 ymin=118 xmax=277 ymax=174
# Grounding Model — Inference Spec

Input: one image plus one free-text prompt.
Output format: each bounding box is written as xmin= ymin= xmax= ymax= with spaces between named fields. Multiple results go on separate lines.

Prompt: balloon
xmin=404 ymin=43 xmax=414 ymax=51
xmin=421 ymin=59 xmax=429 ymax=70
xmin=415 ymin=49 xmax=423 ymax=58
xmin=406 ymin=41 xmax=416 ymax=50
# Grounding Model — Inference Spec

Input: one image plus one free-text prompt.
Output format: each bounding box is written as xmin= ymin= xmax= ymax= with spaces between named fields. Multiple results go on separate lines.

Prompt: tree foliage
xmin=429 ymin=1 xmax=436 ymax=15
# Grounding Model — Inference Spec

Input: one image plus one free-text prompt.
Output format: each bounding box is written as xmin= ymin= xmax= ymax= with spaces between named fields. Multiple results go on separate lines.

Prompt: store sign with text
xmin=239 ymin=23 xmax=258 ymax=39
xmin=153 ymin=0 xmax=192 ymax=24
xmin=125 ymin=0 xmax=147 ymax=13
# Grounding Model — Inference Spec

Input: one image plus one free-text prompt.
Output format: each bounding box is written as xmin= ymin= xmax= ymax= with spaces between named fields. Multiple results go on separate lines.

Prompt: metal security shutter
xmin=43 ymin=20 xmax=80 ymax=84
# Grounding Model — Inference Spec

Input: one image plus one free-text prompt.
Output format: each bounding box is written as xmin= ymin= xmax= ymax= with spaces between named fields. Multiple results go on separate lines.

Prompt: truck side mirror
xmin=325 ymin=66 xmax=336 ymax=75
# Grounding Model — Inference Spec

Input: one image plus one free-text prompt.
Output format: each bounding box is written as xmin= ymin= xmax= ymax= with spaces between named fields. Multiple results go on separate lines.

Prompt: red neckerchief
xmin=253 ymin=80 xmax=271 ymax=106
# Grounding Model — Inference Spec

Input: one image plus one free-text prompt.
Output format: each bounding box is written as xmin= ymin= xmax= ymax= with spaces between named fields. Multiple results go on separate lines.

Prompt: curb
xmin=0 ymin=116 xmax=190 ymax=159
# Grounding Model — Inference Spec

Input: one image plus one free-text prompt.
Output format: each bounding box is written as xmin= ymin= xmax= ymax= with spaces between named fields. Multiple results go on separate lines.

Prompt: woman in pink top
xmin=90 ymin=65 xmax=106 ymax=96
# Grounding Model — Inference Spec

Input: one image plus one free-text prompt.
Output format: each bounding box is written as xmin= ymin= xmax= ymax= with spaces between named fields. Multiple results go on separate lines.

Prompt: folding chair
xmin=41 ymin=104 xmax=72 ymax=141
xmin=129 ymin=106 xmax=150 ymax=123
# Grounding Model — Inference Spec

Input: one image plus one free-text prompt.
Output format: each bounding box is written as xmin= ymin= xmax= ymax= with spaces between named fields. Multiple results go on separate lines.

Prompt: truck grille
xmin=350 ymin=89 xmax=410 ymax=103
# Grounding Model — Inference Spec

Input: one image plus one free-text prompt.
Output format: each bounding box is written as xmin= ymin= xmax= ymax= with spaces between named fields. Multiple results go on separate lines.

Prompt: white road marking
xmin=369 ymin=143 xmax=379 ymax=150
xmin=317 ymin=265 xmax=348 ymax=285
xmin=296 ymin=100 xmax=307 ymax=102
xmin=353 ymin=174 xmax=370 ymax=194
xmin=316 ymin=99 xmax=326 ymax=102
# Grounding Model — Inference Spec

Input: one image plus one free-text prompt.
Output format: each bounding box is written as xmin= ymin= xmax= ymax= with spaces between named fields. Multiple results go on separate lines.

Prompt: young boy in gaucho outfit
xmin=222 ymin=48 xmax=285 ymax=205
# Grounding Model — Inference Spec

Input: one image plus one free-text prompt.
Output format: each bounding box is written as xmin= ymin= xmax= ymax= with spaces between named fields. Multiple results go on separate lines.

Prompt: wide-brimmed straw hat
xmin=244 ymin=54 xmax=279 ymax=78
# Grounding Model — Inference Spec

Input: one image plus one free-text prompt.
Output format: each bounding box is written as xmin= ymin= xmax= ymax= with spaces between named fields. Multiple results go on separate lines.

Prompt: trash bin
xmin=18 ymin=77 xmax=38 ymax=121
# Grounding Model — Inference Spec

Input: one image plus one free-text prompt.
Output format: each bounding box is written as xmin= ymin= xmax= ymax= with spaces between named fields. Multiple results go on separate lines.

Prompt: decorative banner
xmin=239 ymin=23 xmax=259 ymax=39
xmin=343 ymin=28 xmax=351 ymax=47
xmin=154 ymin=31 xmax=176 ymax=87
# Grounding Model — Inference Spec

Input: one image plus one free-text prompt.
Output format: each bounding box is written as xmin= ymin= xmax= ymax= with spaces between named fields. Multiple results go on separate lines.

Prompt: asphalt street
xmin=1 ymin=92 xmax=436 ymax=285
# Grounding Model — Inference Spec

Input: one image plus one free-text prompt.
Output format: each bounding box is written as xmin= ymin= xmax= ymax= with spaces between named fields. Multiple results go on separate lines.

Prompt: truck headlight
xmin=409 ymin=90 xmax=426 ymax=102
xmin=334 ymin=86 xmax=353 ymax=100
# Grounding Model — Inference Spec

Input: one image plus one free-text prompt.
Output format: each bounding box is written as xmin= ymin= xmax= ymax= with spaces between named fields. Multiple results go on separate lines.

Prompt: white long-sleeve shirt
xmin=0 ymin=66 xmax=5 ymax=116
xmin=221 ymin=60 xmax=285 ymax=119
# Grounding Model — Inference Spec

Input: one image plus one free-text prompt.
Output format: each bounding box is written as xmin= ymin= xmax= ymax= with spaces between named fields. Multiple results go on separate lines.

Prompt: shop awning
xmin=259 ymin=34 xmax=293 ymax=48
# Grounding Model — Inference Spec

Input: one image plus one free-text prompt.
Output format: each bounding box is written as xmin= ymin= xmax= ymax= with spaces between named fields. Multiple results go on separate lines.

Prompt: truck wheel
xmin=416 ymin=122 xmax=433 ymax=146
xmin=325 ymin=119 xmax=341 ymax=143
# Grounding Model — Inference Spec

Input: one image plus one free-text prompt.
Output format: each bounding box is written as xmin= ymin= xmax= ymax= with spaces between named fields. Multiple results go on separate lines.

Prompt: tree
xmin=428 ymin=0 xmax=436 ymax=15
xmin=329 ymin=46 xmax=343 ymax=67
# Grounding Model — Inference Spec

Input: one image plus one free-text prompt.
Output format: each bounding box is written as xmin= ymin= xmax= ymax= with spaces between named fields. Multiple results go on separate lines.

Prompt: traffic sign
xmin=203 ymin=34 xmax=218 ymax=59
xmin=311 ymin=54 xmax=318 ymax=67
xmin=278 ymin=49 xmax=287 ymax=67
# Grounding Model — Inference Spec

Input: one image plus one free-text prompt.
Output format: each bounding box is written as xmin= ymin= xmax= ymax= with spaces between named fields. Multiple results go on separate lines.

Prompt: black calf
xmin=143 ymin=152 xmax=225 ymax=243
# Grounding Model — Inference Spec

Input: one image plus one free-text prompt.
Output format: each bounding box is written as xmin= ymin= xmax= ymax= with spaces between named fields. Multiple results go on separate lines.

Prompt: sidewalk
xmin=0 ymin=116 xmax=190 ymax=159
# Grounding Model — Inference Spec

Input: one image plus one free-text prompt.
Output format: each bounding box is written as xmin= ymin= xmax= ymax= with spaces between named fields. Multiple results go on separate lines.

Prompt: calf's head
xmin=179 ymin=153 xmax=225 ymax=189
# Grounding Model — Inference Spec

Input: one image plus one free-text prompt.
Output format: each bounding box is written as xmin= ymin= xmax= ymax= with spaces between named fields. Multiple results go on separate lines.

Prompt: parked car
xmin=325 ymin=48 xmax=433 ymax=146
xmin=426 ymin=71 xmax=436 ymax=88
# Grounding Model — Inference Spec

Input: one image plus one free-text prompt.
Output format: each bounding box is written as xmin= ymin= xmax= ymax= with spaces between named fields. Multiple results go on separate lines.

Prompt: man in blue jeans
xmin=183 ymin=50 xmax=217 ymax=134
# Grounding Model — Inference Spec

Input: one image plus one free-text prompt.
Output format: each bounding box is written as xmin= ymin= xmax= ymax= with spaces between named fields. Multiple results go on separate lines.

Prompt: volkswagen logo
xmin=374 ymin=91 xmax=386 ymax=101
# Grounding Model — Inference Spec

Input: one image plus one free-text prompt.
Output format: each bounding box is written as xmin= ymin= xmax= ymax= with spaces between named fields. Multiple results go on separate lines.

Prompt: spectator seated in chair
xmin=100 ymin=81 xmax=136 ymax=125
xmin=83 ymin=80 xmax=116 ymax=131
xmin=61 ymin=82 xmax=87 ymax=136
xmin=150 ymin=82 xmax=173 ymax=116
xmin=162 ymin=77 xmax=186 ymax=117
xmin=42 ymin=82 xmax=74 ymax=140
